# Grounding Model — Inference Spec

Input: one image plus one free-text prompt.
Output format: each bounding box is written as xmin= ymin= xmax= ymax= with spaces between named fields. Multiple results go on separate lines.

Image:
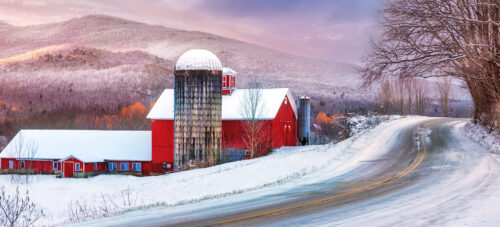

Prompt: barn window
xmin=20 ymin=161 xmax=25 ymax=169
xmin=53 ymin=162 xmax=58 ymax=170
xmin=108 ymin=162 xmax=117 ymax=171
xmin=132 ymin=163 xmax=141 ymax=172
xmin=120 ymin=163 xmax=129 ymax=171
xmin=284 ymin=97 xmax=287 ymax=104
xmin=9 ymin=160 xmax=13 ymax=169
xmin=75 ymin=163 xmax=80 ymax=171
xmin=94 ymin=163 xmax=98 ymax=171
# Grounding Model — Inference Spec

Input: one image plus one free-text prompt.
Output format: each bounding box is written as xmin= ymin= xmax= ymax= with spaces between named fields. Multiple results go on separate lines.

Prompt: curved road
xmin=83 ymin=118 xmax=500 ymax=226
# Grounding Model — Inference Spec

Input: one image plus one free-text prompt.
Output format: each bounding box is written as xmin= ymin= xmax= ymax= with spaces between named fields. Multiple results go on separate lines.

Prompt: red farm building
xmin=0 ymin=50 xmax=303 ymax=177
xmin=0 ymin=130 xmax=157 ymax=177
xmin=147 ymin=86 xmax=298 ymax=168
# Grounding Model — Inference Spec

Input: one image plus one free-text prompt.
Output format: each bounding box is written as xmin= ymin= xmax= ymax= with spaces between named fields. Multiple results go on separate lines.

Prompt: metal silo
xmin=297 ymin=96 xmax=310 ymax=146
xmin=174 ymin=49 xmax=222 ymax=168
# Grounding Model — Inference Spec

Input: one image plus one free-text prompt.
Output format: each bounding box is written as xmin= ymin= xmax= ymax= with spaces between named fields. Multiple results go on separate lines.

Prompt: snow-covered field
xmin=278 ymin=120 xmax=500 ymax=226
xmin=0 ymin=117 xmax=423 ymax=226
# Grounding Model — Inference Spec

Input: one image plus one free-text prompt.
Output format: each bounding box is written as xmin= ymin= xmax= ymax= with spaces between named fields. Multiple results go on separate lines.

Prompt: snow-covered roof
xmin=147 ymin=88 xmax=297 ymax=120
xmin=175 ymin=49 xmax=222 ymax=71
xmin=0 ymin=130 xmax=151 ymax=162
xmin=222 ymin=67 xmax=237 ymax=75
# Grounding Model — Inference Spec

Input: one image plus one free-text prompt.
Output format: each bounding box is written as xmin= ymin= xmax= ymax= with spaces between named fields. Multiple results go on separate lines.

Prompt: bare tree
xmin=0 ymin=186 xmax=44 ymax=227
xmin=377 ymin=80 xmax=393 ymax=115
xmin=437 ymin=77 xmax=453 ymax=117
xmin=361 ymin=0 xmax=499 ymax=127
xmin=7 ymin=132 xmax=39 ymax=184
xmin=239 ymin=82 xmax=271 ymax=158
xmin=414 ymin=79 xmax=429 ymax=115
xmin=394 ymin=78 xmax=405 ymax=115
xmin=405 ymin=78 xmax=415 ymax=114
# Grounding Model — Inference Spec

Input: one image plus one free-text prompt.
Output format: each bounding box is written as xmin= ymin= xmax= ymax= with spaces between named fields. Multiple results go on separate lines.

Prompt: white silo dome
xmin=175 ymin=49 xmax=223 ymax=71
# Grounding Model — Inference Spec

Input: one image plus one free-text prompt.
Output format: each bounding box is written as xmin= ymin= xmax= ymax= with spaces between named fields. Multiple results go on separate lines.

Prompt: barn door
xmin=64 ymin=162 xmax=74 ymax=178
xmin=283 ymin=123 xmax=291 ymax=146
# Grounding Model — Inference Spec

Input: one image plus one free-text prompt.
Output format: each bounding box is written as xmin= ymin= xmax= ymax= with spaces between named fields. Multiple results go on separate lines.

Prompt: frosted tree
xmin=0 ymin=187 xmax=44 ymax=227
xmin=362 ymin=0 xmax=499 ymax=127
xmin=239 ymin=82 xmax=270 ymax=158
xmin=7 ymin=133 xmax=39 ymax=184
xmin=437 ymin=77 xmax=452 ymax=117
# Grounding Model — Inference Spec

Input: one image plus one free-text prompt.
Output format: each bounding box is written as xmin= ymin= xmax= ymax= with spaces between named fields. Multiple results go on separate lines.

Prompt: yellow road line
xmin=213 ymin=119 xmax=438 ymax=225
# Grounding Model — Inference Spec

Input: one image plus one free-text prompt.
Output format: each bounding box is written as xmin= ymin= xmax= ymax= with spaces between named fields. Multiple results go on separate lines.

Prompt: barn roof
xmin=147 ymin=88 xmax=297 ymax=120
xmin=0 ymin=130 xmax=151 ymax=162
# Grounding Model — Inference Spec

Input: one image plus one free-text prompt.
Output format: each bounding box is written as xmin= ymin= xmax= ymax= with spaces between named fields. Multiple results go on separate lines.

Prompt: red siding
xmin=272 ymin=95 xmax=298 ymax=148
xmin=1 ymin=158 xmax=57 ymax=174
xmin=62 ymin=158 xmax=84 ymax=173
xmin=222 ymin=120 xmax=273 ymax=150
xmin=151 ymin=120 xmax=174 ymax=163
xmin=84 ymin=162 xmax=106 ymax=173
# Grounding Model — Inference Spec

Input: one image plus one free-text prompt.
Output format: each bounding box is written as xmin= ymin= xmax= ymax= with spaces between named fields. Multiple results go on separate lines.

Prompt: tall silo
xmin=174 ymin=49 xmax=223 ymax=168
xmin=297 ymin=96 xmax=311 ymax=146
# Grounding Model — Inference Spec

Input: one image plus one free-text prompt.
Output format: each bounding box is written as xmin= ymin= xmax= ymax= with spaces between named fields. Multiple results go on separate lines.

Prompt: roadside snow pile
xmin=464 ymin=121 xmax=500 ymax=153
xmin=349 ymin=115 xmax=403 ymax=136
xmin=0 ymin=117 xmax=427 ymax=226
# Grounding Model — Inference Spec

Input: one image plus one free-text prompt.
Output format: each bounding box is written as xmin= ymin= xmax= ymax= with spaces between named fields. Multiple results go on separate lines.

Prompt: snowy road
xmin=78 ymin=118 xmax=500 ymax=226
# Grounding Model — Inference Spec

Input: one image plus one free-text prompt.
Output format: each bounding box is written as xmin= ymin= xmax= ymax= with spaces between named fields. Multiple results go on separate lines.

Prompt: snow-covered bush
xmin=464 ymin=121 xmax=500 ymax=153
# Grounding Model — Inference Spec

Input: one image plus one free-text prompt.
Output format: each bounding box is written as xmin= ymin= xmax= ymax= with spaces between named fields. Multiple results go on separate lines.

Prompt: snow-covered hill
xmin=0 ymin=15 xmax=366 ymax=112
xmin=0 ymin=14 xmax=472 ymax=120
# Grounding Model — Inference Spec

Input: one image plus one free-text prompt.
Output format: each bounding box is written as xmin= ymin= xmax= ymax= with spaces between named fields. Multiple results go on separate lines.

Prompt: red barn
xmin=147 ymin=87 xmax=298 ymax=166
xmin=0 ymin=130 xmax=153 ymax=177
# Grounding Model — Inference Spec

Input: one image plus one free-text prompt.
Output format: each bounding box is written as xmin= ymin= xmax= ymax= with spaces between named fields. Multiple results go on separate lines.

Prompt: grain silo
xmin=297 ymin=96 xmax=310 ymax=145
xmin=174 ymin=49 xmax=223 ymax=168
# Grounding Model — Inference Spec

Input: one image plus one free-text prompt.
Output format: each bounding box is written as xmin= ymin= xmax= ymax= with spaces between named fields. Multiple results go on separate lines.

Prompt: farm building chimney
xmin=174 ymin=49 xmax=223 ymax=169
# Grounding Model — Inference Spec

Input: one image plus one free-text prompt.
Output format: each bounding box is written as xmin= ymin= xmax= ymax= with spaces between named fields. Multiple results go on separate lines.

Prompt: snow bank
xmin=348 ymin=115 xmax=403 ymax=136
xmin=463 ymin=121 xmax=500 ymax=153
xmin=0 ymin=117 xmax=427 ymax=226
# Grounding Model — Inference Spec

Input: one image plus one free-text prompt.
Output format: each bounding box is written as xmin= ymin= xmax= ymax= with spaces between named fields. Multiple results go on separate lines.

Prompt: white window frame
xmin=9 ymin=160 xmax=13 ymax=169
xmin=53 ymin=161 xmax=58 ymax=170
xmin=75 ymin=163 xmax=80 ymax=171
xmin=166 ymin=163 xmax=171 ymax=169
xmin=120 ymin=162 xmax=129 ymax=171
xmin=132 ymin=163 xmax=141 ymax=172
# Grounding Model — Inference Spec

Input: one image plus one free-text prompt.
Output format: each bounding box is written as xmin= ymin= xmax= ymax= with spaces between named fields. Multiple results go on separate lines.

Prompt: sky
xmin=0 ymin=0 xmax=383 ymax=64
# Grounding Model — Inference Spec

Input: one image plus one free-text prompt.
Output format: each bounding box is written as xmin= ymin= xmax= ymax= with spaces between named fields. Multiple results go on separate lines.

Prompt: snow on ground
xmin=0 ymin=117 xmax=426 ymax=226
xmin=348 ymin=115 xmax=403 ymax=136
xmin=464 ymin=121 xmax=500 ymax=153
xmin=277 ymin=120 xmax=500 ymax=226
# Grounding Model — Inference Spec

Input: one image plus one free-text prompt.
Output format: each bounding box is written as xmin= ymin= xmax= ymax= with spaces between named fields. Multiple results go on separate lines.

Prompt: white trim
xmin=286 ymin=90 xmax=298 ymax=119
xmin=75 ymin=163 xmax=80 ymax=171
